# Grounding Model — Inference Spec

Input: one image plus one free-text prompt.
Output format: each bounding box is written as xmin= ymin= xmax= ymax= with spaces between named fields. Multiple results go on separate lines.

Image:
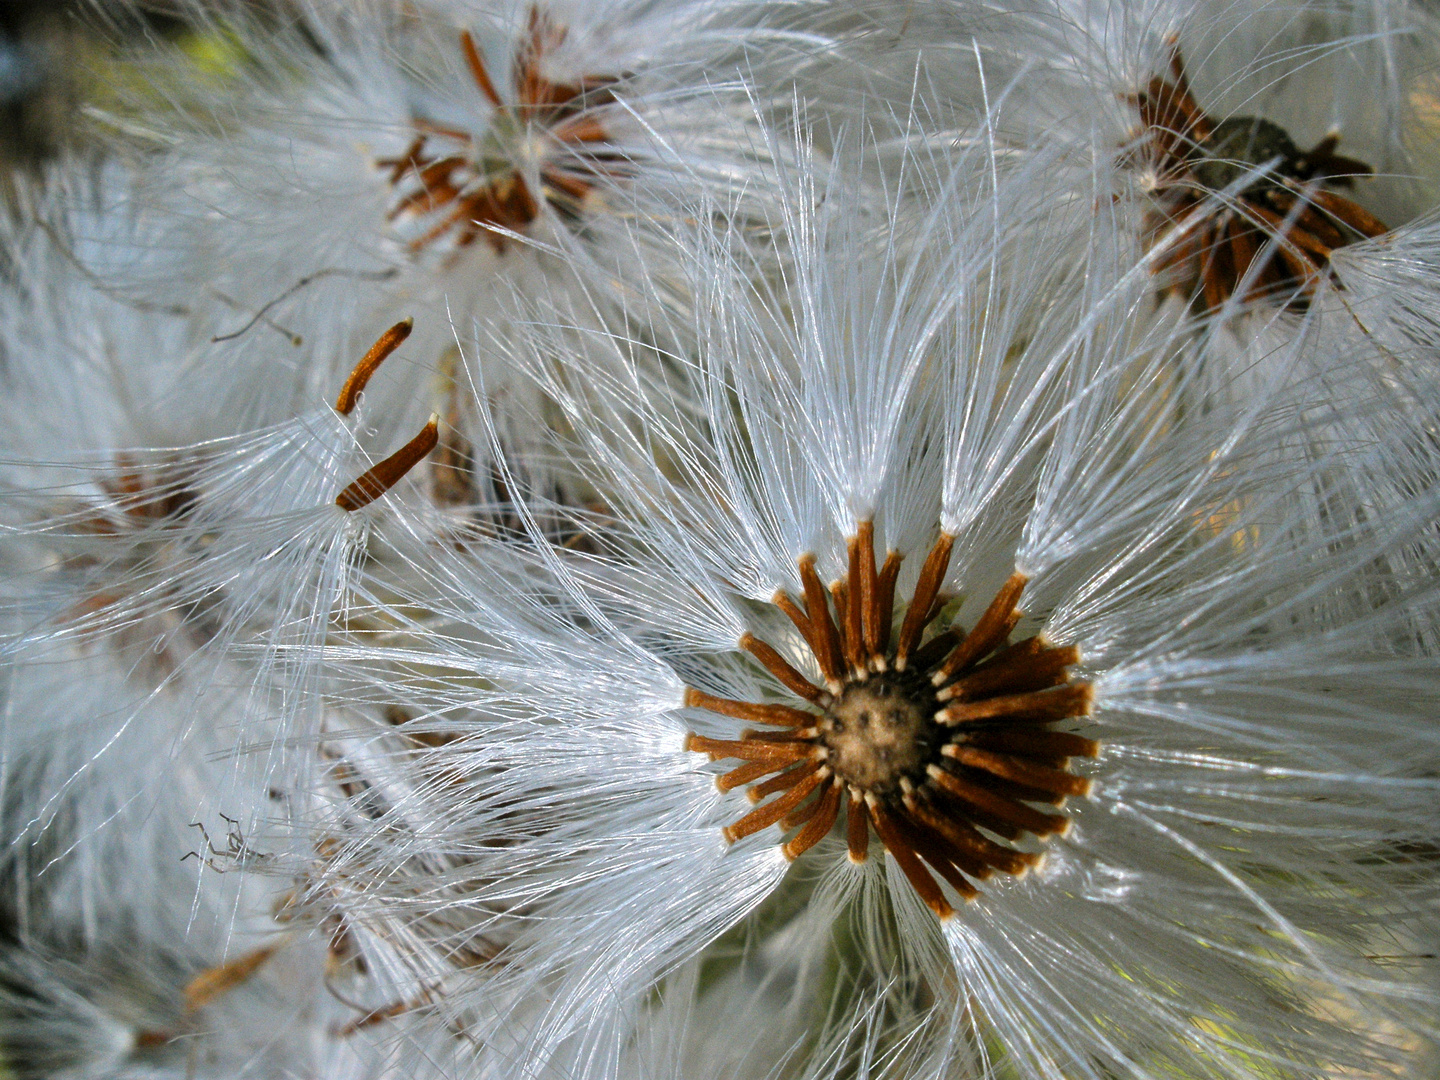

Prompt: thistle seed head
xmin=1124 ymin=40 xmax=1388 ymax=311
xmin=687 ymin=522 xmax=1098 ymax=920
xmin=380 ymin=8 xmax=626 ymax=255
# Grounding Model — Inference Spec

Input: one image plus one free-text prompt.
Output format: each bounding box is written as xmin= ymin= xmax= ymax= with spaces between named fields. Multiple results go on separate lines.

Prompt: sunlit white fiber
xmin=57 ymin=0 xmax=838 ymax=554
xmin=612 ymin=865 xmax=992 ymax=1080
xmin=1327 ymin=208 xmax=1440 ymax=364
xmin=0 ymin=432 xmax=463 ymax=1076
xmin=920 ymin=0 xmax=1440 ymax=554
xmin=500 ymin=124 xmax=1094 ymax=611
xmin=0 ymin=187 xmax=447 ymax=652
xmin=1 ymin=399 xmax=398 ymax=658
xmin=280 ymin=124 xmax=1440 ymax=1080
xmin=1158 ymin=0 xmax=1440 ymax=220
xmin=0 ymin=171 xmax=219 ymax=450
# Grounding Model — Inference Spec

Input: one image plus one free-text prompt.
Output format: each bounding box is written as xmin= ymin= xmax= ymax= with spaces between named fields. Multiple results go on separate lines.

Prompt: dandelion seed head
xmin=688 ymin=523 xmax=1096 ymax=919
xmin=1124 ymin=40 xmax=1390 ymax=311
xmin=384 ymin=10 xmax=630 ymax=255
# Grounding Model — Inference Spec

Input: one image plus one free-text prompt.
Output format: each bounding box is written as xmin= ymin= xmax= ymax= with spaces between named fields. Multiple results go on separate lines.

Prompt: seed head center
xmin=821 ymin=675 xmax=940 ymax=796
xmin=1192 ymin=116 xmax=1301 ymax=194
xmin=685 ymin=526 xmax=1099 ymax=919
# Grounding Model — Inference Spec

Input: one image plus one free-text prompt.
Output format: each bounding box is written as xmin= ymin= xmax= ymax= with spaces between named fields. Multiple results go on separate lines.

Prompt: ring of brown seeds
xmin=1126 ymin=40 xmax=1388 ymax=312
xmin=686 ymin=523 xmax=1098 ymax=921
xmin=378 ymin=6 xmax=629 ymax=255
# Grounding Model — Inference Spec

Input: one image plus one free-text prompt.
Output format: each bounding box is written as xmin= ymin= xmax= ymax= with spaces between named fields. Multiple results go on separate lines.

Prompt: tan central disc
xmin=821 ymin=674 xmax=939 ymax=795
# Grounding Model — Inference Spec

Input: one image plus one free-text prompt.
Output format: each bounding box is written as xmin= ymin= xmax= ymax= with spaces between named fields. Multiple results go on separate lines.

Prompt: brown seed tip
xmin=335 ymin=414 xmax=440 ymax=512
xmin=183 ymin=944 xmax=281 ymax=1012
xmin=722 ymin=826 xmax=739 ymax=844
xmin=683 ymin=687 xmax=702 ymax=708
xmin=334 ymin=319 xmax=415 ymax=415
xmin=459 ymin=29 xmax=504 ymax=109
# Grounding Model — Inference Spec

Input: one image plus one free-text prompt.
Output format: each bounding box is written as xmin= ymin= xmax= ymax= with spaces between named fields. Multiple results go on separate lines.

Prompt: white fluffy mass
xmin=0 ymin=0 xmax=1437 ymax=1078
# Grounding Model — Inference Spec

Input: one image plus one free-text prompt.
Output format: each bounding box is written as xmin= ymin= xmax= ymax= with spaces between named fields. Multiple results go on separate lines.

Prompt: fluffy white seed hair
xmin=274 ymin=123 xmax=1440 ymax=1079
xmin=3 ymin=2 xmax=1439 ymax=1078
